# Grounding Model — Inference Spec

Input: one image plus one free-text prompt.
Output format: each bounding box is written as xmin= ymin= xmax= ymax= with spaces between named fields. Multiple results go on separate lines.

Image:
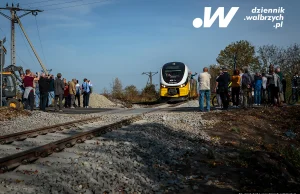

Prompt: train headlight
xmin=180 ymin=84 xmax=185 ymax=87
xmin=161 ymin=84 xmax=166 ymax=88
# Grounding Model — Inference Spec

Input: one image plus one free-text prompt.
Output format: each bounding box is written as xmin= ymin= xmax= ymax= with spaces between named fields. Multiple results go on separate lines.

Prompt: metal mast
xmin=0 ymin=3 xmax=48 ymax=74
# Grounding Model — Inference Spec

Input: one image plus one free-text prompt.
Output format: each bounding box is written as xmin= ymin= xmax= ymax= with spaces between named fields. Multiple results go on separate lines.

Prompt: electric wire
xmin=22 ymin=0 xmax=58 ymax=6
xmin=44 ymin=0 xmax=111 ymax=11
xmin=34 ymin=16 xmax=47 ymax=67
xmin=33 ymin=0 xmax=84 ymax=8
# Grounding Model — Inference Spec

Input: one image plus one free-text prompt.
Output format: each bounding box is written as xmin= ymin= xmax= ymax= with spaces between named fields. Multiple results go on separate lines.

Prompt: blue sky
xmin=0 ymin=0 xmax=298 ymax=92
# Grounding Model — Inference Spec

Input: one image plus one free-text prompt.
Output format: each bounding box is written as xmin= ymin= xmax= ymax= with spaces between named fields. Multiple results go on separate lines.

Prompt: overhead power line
xmin=34 ymin=16 xmax=47 ymax=67
xmin=44 ymin=0 xmax=112 ymax=11
xmin=23 ymin=0 xmax=58 ymax=6
xmin=34 ymin=0 xmax=85 ymax=8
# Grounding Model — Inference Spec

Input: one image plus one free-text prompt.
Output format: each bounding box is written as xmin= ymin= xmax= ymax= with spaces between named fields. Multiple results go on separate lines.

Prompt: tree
xmin=124 ymin=85 xmax=139 ymax=101
xmin=111 ymin=77 xmax=123 ymax=99
xmin=283 ymin=43 xmax=300 ymax=75
xmin=216 ymin=40 xmax=259 ymax=72
xmin=208 ymin=64 xmax=221 ymax=92
xmin=141 ymin=84 xmax=158 ymax=101
xmin=257 ymin=44 xmax=285 ymax=72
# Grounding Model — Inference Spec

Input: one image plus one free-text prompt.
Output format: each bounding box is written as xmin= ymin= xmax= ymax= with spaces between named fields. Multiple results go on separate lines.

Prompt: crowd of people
xmin=197 ymin=64 xmax=300 ymax=112
xmin=20 ymin=69 xmax=93 ymax=112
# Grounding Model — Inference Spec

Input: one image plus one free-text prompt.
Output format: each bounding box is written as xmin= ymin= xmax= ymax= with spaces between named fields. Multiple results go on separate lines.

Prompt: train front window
xmin=162 ymin=63 xmax=185 ymax=84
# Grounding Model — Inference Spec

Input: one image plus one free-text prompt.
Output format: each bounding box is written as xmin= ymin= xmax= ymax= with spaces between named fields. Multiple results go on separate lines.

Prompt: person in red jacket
xmin=63 ymin=79 xmax=70 ymax=108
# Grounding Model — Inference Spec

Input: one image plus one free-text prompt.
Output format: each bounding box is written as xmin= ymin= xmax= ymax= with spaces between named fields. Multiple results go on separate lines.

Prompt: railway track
xmin=0 ymin=101 xmax=188 ymax=173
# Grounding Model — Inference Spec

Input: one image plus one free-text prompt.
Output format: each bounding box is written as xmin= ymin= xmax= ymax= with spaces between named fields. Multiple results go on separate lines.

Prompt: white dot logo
xmin=193 ymin=18 xmax=203 ymax=28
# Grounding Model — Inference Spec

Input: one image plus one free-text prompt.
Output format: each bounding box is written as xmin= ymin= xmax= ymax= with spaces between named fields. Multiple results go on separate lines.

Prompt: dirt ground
xmin=0 ymin=107 xmax=31 ymax=121
xmin=170 ymin=106 xmax=300 ymax=193
xmin=1 ymin=106 xmax=300 ymax=193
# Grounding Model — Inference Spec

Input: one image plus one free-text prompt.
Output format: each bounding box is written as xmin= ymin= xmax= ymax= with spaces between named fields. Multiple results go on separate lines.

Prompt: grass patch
xmin=278 ymin=145 xmax=300 ymax=169
xmin=231 ymin=127 xmax=240 ymax=133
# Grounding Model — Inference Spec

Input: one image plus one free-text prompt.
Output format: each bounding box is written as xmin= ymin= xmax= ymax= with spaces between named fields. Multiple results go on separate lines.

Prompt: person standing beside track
xmin=38 ymin=73 xmax=51 ymax=111
xmin=231 ymin=69 xmax=241 ymax=108
xmin=23 ymin=70 xmax=40 ymax=111
xmin=253 ymin=72 xmax=262 ymax=106
xmin=75 ymin=80 xmax=81 ymax=107
xmin=241 ymin=68 xmax=253 ymax=108
xmin=262 ymin=73 xmax=268 ymax=104
xmin=291 ymin=72 xmax=300 ymax=103
xmin=216 ymin=67 xmax=230 ymax=110
xmin=54 ymin=73 xmax=64 ymax=112
xmin=214 ymin=70 xmax=223 ymax=108
xmin=69 ymin=79 xmax=76 ymax=109
xmin=82 ymin=78 xmax=91 ymax=108
xmin=48 ymin=75 xmax=55 ymax=107
xmin=198 ymin=67 xmax=211 ymax=112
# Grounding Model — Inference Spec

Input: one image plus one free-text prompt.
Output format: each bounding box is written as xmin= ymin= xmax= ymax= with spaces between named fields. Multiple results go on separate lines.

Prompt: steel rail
xmin=0 ymin=102 xmax=188 ymax=173
xmin=0 ymin=107 xmax=170 ymax=173
xmin=0 ymin=108 xmax=136 ymax=144
xmin=0 ymin=115 xmax=142 ymax=173
xmin=0 ymin=116 xmax=103 ymax=145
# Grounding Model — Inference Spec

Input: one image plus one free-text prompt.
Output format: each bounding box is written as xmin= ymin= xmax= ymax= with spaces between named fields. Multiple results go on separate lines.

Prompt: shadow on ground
xmin=1 ymin=107 xmax=300 ymax=193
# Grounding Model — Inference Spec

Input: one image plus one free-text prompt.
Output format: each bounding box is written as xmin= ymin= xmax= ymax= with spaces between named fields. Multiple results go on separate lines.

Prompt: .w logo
xmin=193 ymin=7 xmax=239 ymax=28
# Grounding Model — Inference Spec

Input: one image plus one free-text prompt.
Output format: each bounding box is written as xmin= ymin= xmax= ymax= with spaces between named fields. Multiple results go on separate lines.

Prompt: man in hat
xmin=54 ymin=73 xmax=65 ymax=111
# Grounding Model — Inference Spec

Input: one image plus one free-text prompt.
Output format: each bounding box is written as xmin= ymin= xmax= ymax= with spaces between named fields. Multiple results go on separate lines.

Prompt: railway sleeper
xmin=21 ymin=157 xmax=39 ymax=165
xmin=1 ymin=140 xmax=14 ymax=144
xmin=63 ymin=125 xmax=72 ymax=129
xmin=38 ymin=131 xmax=48 ymax=135
xmin=0 ymin=116 xmax=141 ymax=173
xmin=0 ymin=155 xmax=38 ymax=173
xmin=76 ymin=138 xmax=85 ymax=143
xmin=40 ymin=150 xmax=53 ymax=158
xmin=53 ymin=146 xmax=65 ymax=152
xmin=16 ymin=136 xmax=27 ymax=141
xmin=28 ymin=134 xmax=39 ymax=138
xmin=65 ymin=142 xmax=76 ymax=148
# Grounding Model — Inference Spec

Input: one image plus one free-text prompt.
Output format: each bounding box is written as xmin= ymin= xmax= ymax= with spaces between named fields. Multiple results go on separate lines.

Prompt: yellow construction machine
xmin=1 ymin=65 xmax=24 ymax=109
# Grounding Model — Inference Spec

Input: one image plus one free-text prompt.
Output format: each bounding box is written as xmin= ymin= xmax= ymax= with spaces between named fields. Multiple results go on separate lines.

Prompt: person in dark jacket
xmin=241 ymin=68 xmax=253 ymax=108
xmin=253 ymin=72 xmax=262 ymax=105
xmin=282 ymin=75 xmax=286 ymax=103
xmin=48 ymin=75 xmax=55 ymax=107
xmin=38 ymin=73 xmax=50 ymax=111
xmin=216 ymin=67 xmax=230 ymax=110
xmin=54 ymin=73 xmax=65 ymax=112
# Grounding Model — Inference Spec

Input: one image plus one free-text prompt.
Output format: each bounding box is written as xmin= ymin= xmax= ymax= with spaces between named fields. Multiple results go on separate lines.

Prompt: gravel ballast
xmin=80 ymin=93 xmax=118 ymax=108
xmin=0 ymin=111 xmax=214 ymax=193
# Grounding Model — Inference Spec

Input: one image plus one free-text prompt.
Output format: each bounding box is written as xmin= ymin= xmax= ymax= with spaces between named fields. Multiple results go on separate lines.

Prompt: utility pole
xmin=0 ymin=3 xmax=48 ymax=74
xmin=0 ymin=37 xmax=6 ymax=107
xmin=142 ymin=71 xmax=158 ymax=85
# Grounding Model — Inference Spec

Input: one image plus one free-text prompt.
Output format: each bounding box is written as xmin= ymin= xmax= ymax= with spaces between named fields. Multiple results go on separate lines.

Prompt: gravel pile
xmin=0 ymin=112 xmax=214 ymax=193
xmin=143 ymin=112 xmax=214 ymax=141
xmin=80 ymin=93 xmax=117 ymax=108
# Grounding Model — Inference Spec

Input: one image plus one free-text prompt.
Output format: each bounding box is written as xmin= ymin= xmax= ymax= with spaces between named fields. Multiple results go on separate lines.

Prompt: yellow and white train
xmin=160 ymin=62 xmax=198 ymax=101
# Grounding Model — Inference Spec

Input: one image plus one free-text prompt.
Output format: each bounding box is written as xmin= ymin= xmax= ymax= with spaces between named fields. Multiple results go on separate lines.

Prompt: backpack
xmin=242 ymin=73 xmax=251 ymax=88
